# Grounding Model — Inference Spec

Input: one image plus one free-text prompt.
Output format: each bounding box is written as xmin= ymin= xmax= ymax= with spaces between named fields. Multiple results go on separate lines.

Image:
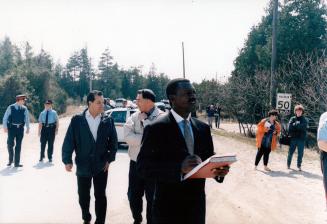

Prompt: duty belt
xmin=11 ymin=123 xmax=23 ymax=128
xmin=42 ymin=123 xmax=56 ymax=128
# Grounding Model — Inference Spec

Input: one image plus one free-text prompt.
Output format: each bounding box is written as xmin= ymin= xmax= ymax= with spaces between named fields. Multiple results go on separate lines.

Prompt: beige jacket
xmin=124 ymin=107 xmax=165 ymax=161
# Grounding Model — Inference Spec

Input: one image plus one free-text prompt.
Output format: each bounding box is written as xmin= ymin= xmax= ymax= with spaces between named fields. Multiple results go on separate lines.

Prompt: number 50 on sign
xmin=276 ymin=93 xmax=292 ymax=112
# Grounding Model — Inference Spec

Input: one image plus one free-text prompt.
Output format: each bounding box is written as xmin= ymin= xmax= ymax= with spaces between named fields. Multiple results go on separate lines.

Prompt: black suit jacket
xmin=137 ymin=112 xmax=215 ymax=224
xmin=62 ymin=109 xmax=118 ymax=177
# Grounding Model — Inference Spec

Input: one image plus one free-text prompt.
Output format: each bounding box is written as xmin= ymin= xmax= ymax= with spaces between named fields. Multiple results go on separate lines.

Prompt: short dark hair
xmin=268 ymin=109 xmax=279 ymax=117
xmin=137 ymin=89 xmax=156 ymax=102
xmin=166 ymin=78 xmax=190 ymax=100
xmin=87 ymin=90 xmax=103 ymax=106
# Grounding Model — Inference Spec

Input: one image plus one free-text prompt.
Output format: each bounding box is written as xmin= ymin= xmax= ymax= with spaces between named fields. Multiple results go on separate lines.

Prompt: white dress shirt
xmin=171 ymin=109 xmax=194 ymax=142
xmin=85 ymin=110 xmax=101 ymax=141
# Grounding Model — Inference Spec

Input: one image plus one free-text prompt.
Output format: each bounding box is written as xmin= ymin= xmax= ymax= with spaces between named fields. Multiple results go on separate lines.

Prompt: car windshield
xmin=110 ymin=111 xmax=127 ymax=123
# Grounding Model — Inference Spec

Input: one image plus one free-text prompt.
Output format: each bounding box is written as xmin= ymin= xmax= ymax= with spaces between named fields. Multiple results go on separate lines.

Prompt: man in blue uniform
xmin=38 ymin=100 xmax=59 ymax=163
xmin=3 ymin=94 xmax=30 ymax=167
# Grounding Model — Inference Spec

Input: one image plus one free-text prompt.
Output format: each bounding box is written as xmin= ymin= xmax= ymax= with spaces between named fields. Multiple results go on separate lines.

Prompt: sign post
xmin=276 ymin=93 xmax=292 ymax=115
xmin=276 ymin=93 xmax=292 ymax=148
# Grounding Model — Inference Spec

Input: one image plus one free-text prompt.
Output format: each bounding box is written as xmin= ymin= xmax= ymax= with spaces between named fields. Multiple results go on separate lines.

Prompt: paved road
xmin=0 ymin=116 xmax=326 ymax=223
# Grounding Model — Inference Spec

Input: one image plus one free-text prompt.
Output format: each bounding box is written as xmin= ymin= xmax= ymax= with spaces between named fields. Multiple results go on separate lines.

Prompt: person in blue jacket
xmin=3 ymin=94 xmax=30 ymax=167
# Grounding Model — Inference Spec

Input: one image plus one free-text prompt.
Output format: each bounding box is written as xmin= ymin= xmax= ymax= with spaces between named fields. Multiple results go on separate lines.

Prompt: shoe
xmin=39 ymin=158 xmax=43 ymax=162
xmin=287 ymin=166 xmax=291 ymax=169
xmin=264 ymin=167 xmax=271 ymax=172
xmin=14 ymin=164 xmax=23 ymax=167
xmin=49 ymin=159 xmax=52 ymax=163
xmin=7 ymin=162 xmax=12 ymax=166
xmin=298 ymin=167 xmax=302 ymax=171
xmin=83 ymin=221 xmax=90 ymax=224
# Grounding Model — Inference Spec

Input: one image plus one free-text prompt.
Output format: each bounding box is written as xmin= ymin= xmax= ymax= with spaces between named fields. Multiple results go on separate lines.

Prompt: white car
xmin=105 ymin=108 xmax=138 ymax=146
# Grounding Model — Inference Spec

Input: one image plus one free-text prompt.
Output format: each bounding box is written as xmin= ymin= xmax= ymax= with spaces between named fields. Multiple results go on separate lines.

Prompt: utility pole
xmin=270 ymin=0 xmax=278 ymax=108
xmin=89 ymin=57 xmax=92 ymax=91
xmin=182 ymin=42 xmax=185 ymax=78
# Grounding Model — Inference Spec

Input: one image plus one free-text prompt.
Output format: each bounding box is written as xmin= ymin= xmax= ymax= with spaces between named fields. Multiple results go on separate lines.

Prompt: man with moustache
xmin=137 ymin=78 xmax=230 ymax=224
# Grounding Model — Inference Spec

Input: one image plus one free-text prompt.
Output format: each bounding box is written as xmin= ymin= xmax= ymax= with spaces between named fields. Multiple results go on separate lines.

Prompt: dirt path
xmin=0 ymin=117 xmax=326 ymax=223
xmin=207 ymin=132 xmax=326 ymax=224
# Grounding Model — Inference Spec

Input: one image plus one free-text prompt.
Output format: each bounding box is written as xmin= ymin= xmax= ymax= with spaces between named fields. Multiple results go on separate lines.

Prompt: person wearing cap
xmin=38 ymin=100 xmax=59 ymax=163
xmin=2 ymin=94 xmax=30 ymax=167
xmin=124 ymin=89 xmax=165 ymax=224
xmin=287 ymin=104 xmax=308 ymax=171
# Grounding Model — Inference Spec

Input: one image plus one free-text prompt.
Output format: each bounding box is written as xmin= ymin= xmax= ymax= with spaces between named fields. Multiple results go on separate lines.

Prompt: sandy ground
xmin=0 ymin=116 xmax=326 ymax=224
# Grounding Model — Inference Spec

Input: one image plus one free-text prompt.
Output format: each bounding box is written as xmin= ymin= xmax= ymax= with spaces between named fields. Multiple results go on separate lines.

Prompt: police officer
xmin=38 ymin=100 xmax=59 ymax=163
xmin=3 ymin=94 xmax=30 ymax=167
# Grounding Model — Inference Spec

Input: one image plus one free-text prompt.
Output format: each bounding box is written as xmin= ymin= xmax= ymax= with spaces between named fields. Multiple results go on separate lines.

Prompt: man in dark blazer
xmin=137 ymin=78 xmax=229 ymax=224
xmin=62 ymin=90 xmax=118 ymax=224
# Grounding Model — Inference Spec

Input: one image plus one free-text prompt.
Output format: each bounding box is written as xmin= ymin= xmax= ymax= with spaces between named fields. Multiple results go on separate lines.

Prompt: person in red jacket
xmin=254 ymin=110 xmax=281 ymax=171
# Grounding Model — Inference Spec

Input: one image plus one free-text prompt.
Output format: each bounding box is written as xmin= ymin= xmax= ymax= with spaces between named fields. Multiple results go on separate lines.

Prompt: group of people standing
xmin=206 ymin=104 xmax=221 ymax=129
xmin=254 ymin=105 xmax=308 ymax=172
xmin=2 ymin=95 xmax=58 ymax=167
xmin=62 ymin=78 xmax=230 ymax=224
xmin=5 ymin=83 xmax=327 ymax=223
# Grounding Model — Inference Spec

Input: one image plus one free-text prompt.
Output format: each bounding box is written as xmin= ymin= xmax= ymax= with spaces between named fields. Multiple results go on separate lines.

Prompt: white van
xmin=105 ymin=108 xmax=138 ymax=146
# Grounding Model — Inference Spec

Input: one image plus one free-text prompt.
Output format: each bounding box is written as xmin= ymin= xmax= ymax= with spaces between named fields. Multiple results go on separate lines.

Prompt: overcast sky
xmin=0 ymin=0 xmax=270 ymax=83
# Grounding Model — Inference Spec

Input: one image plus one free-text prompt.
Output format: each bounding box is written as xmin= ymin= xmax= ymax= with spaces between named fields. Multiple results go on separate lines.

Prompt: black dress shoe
xmin=39 ymin=158 xmax=43 ymax=162
xmin=7 ymin=162 xmax=12 ymax=166
xmin=14 ymin=164 xmax=23 ymax=167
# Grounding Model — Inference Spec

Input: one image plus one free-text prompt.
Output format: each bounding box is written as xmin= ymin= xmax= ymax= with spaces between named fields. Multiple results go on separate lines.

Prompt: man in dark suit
xmin=62 ymin=90 xmax=118 ymax=224
xmin=137 ymin=78 xmax=229 ymax=224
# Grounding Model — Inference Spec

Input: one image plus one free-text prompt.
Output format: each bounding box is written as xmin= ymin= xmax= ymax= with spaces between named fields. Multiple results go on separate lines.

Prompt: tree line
xmin=195 ymin=0 xmax=327 ymax=138
xmin=0 ymin=40 xmax=170 ymax=121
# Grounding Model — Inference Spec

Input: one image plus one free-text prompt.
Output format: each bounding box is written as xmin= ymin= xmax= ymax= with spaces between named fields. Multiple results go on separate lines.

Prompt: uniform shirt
xmin=171 ymin=109 xmax=194 ymax=143
xmin=38 ymin=109 xmax=58 ymax=124
xmin=2 ymin=103 xmax=30 ymax=129
xmin=85 ymin=110 xmax=101 ymax=141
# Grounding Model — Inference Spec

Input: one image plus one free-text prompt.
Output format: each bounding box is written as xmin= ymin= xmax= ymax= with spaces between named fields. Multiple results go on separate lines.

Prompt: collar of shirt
xmin=85 ymin=110 xmax=101 ymax=141
xmin=171 ymin=109 xmax=194 ymax=144
xmin=86 ymin=110 xmax=101 ymax=120
xmin=171 ymin=109 xmax=191 ymax=123
xmin=14 ymin=103 xmax=23 ymax=109
xmin=145 ymin=107 xmax=155 ymax=117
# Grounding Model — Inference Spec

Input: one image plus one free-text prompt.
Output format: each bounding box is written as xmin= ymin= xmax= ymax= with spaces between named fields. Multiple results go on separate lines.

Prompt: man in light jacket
xmin=124 ymin=89 xmax=165 ymax=224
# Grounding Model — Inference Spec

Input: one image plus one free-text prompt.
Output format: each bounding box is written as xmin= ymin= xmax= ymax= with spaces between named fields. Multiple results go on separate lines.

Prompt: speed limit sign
xmin=276 ymin=93 xmax=292 ymax=114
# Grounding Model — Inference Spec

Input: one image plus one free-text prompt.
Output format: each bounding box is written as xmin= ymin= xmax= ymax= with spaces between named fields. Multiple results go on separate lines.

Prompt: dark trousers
xmin=40 ymin=126 xmax=56 ymax=160
xmin=152 ymin=197 xmax=206 ymax=224
xmin=7 ymin=127 xmax=24 ymax=165
xmin=321 ymin=152 xmax=327 ymax=206
xmin=214 ymin=115 xmax=220 ymax=128
xmin=77 ymin=171 xmax=108 ymax=224
xmin=255 ymin=145 xmax=271 ymax=166
xmin=287 ymin=138 xmax=305 ymax=168
xmin=128 ymin=160 xmax=154 ymax=224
